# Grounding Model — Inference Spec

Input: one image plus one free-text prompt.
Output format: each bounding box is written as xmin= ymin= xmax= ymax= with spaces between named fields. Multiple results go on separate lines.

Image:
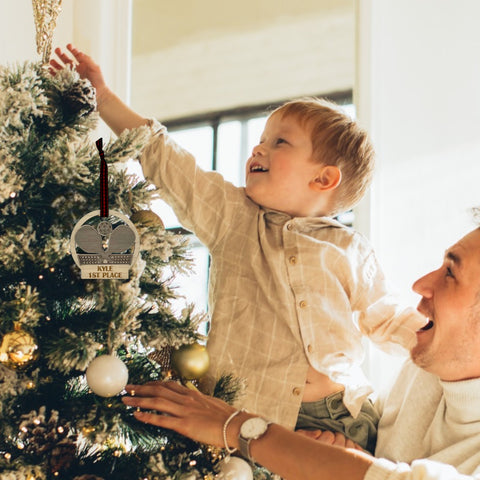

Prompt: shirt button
xmin=292 ymin=387 xmax=302 ymax=396
xmin=289 ymin=256 xmax=297 ymax=265
xmin=286 ymin=223 xmax=293 ymax=231
xmin=299 ymin=300 xmax=307 ymax=308
xmin=307 ymin=344 xmax=313 ymax=353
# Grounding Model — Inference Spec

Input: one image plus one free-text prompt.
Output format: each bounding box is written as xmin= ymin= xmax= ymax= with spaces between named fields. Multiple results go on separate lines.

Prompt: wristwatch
xmin=238 ymin=417 xmax=272 ymax=463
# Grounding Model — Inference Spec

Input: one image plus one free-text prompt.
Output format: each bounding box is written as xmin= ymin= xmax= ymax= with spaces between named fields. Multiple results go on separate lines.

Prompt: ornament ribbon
xmin=96 ymin=138 xmax=108 ymax=218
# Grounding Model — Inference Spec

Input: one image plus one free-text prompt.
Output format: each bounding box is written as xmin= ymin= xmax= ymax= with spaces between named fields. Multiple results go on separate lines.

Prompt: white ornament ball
xmin=218 ymin=457 xmax=253 ymax=480
xmin=86 ymin=355 xmax=129 ymax=397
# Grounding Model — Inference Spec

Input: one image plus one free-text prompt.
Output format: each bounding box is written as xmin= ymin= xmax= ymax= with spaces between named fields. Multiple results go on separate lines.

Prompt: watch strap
xmin=238 ymin=433 xmax=251 ymax=460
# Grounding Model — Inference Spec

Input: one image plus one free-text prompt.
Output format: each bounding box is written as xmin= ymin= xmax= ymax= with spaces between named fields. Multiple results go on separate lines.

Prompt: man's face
xmin=411 ymin=228 xmax=480 ymax=380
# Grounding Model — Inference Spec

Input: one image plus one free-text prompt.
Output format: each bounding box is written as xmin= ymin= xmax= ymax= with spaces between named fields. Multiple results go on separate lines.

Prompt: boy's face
xmin=245 ymin=113 xmax=322 ymax=216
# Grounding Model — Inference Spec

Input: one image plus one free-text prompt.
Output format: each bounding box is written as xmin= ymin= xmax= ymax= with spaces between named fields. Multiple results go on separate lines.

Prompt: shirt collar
xmin=261 ymin=207 xmax=347 ymax=230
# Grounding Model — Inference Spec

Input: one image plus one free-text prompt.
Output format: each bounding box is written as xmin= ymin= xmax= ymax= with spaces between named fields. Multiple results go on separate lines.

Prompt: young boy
xmin=51 ymin=45 xmax=426 ymax=453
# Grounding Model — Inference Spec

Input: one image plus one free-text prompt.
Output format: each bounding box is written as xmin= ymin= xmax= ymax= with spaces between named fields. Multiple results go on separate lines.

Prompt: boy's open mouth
xmin=250 ymin=163 xmax=268 ymax=172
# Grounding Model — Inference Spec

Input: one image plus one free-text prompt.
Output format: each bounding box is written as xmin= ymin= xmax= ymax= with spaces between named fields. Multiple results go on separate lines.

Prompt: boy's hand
xmin=50 ymin=44 xmax=148 ymax=134
xmin=50 ymin=44 xmax=108 ymax=102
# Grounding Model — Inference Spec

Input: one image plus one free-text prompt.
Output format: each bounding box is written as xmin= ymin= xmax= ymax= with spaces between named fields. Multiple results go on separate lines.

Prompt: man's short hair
xmin=271 ymin=98 xmax=375 ymax=215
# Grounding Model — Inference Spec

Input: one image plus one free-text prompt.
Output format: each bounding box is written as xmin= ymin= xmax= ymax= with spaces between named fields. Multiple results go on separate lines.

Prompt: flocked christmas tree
xmin=0 ymin=5 xmax=262 ymax=476
xmin=0 ymin=57 xmax=255 ymax=479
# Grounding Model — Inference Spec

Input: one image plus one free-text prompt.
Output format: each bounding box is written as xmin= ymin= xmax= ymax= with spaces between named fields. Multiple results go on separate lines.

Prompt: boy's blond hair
xmin=271 ymin=97 xmax=375 ymax=216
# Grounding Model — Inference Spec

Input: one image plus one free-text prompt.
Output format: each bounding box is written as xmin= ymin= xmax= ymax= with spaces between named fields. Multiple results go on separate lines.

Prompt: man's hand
xmin=122 ymin=380 xmax=239 ymax=448
xmin=296 ymin=429 xmax=365 ymax=451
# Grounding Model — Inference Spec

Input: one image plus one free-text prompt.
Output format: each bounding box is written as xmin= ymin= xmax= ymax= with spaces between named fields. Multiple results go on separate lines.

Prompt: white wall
xmin=356 ymin=0 xmax=480 ymax=385
xmin=0 ymin=0 xmax=73 ymax=65
xmin=130 ymin=1 xmax=355 ymax=119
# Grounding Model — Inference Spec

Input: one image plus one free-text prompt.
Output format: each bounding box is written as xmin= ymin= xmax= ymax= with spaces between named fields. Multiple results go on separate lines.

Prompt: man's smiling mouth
xmin=419 ymin=319 xmax=434 ymax=331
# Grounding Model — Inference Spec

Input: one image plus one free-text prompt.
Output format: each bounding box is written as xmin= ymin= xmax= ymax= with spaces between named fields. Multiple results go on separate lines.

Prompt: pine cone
xmin=48 ymin=437 xmax=77 ymax=474
xmin=61 ymin=78 xmax=96 ymax=121
xmin=148 ymin=346 xmax=173 ymax=372
xmin=18 ymin=407 xmax=77 ymax=473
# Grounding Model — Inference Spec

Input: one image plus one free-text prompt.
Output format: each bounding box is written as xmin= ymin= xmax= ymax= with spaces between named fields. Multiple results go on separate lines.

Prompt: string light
xmin=9 ymin=192 xmax=16 ymax=198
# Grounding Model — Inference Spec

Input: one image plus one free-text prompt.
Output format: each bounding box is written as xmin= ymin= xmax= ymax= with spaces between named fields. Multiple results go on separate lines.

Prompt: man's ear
xmin=310 ymin=165 xmax=342 ymax=192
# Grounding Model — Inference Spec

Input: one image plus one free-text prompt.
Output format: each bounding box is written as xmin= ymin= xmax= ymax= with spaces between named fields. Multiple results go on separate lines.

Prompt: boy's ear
xmin=311 ymin=165 xmax=342 ymax=192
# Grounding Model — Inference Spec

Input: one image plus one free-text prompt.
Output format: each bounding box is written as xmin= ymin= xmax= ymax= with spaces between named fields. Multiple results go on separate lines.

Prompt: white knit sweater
xmin=365 ymin=360 xmax=480 ymax=480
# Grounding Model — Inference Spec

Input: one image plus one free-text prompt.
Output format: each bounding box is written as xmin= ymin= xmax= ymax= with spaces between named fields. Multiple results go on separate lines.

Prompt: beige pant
xmin=295 ymin=391 xmax=379 ymax=454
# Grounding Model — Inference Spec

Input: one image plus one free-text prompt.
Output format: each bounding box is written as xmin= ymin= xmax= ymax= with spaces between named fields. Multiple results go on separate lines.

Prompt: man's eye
xmin=276 ymin=138 xmax=287 ymax=145
xmin=446 ymin=266 xmax=455 ymax=278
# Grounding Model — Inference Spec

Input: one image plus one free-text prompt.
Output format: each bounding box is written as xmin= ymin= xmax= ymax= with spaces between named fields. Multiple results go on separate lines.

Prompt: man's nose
xmin=412 ymin=270 xmax=436 ymax=298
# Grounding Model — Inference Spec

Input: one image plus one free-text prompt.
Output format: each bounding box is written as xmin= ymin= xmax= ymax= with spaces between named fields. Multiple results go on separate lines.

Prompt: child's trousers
xmin=295 ymin=390 xmax=379 ymax=454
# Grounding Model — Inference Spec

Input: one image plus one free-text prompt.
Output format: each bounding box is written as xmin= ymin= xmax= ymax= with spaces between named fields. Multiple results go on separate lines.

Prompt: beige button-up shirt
xmin=140 ymin=123 xmax=425 ymax=429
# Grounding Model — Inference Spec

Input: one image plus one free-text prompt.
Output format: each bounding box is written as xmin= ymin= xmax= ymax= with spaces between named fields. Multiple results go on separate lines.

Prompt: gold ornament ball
xmin=171 ymin=343 xmax=210 ymax=380
xmin=0 ymin=327 xmax=39 ymax=370
xmin=130 ymin=210 xmax=164 ymax=229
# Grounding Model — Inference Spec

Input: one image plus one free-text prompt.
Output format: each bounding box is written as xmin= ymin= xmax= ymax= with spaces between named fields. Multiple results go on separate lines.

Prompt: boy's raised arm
xmin=50 ymin=44 xmax=149 ymax=136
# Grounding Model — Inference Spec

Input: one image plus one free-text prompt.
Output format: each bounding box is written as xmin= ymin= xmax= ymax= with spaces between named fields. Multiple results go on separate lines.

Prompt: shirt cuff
xmin=364 ymin=458 xmax=406 ymax=480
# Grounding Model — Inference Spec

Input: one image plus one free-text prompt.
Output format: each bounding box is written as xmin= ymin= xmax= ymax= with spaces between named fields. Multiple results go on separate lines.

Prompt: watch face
xmin=240 ymin=417 xmax=269 ymax=439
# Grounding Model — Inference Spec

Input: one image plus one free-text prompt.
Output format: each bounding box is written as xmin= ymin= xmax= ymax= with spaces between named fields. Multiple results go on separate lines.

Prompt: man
xmin=123 ymin=225 xmax=480 ymax=480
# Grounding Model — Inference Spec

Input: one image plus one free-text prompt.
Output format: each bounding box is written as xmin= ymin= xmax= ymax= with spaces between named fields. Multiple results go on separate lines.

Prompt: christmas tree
xmin=0 ymin=59 xmax=251 ymax=479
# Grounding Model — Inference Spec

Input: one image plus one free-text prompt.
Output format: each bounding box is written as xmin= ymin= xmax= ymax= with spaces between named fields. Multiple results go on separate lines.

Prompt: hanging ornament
xmin=86 ymin=355 xmax=128 ymax=397
xmin=31 ymin=0 xmax=63 ymax=64
xmin=217 ymin=457 xmax=253 ymax=480
xmin=0 ymin=324 xmax=39 ymax=370
xmin=130 ymin=210 xmax=165 ymax=229
xmin=170 ymin=342 xmax=210 ymax=381
xmin=71 ymin=139 xmax=140 ymax=280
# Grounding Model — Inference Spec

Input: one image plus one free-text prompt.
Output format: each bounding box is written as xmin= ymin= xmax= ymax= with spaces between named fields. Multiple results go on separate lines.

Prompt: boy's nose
xmin=252 ymin=144 xmax=265 ymax=156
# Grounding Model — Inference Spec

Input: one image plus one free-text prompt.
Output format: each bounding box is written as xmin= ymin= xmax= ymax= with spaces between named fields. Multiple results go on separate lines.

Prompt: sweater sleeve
xmin=350 ymin=241 xmax=427 ymax=352
xmin=365 ymin=458 xmax=479 ymax=480
xmin=139 ymin=120 xmax=248 ymax=251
